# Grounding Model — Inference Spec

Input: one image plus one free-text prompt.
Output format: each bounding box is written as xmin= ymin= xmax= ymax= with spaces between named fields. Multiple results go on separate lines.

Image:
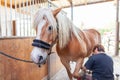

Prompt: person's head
xmin=92 ymin=44 xmax=105 ymax=55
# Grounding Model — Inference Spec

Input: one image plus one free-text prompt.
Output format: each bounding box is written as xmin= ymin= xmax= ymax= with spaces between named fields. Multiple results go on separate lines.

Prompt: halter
xmin=32 ymin=37 xmax=58 ymax=55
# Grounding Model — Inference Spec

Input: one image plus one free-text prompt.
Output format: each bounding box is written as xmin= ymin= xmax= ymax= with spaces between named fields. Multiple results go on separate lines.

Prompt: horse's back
xmin=83 ymin=29 xmax=101 ymax=43
xmin=82 ymin=29 xmax=101 ymax=56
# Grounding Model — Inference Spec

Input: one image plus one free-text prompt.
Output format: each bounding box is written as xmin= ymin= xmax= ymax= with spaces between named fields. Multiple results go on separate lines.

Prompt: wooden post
xmin=48 ymin=0 xmax=51 ymax=7
xmin=26 ymin=0 xmax=28 ymax=36
xmin=19 ymin=0 xmax=21 ymax=36
xmin=14 ymin=0 xmax=17 ymax=36
xmin=68 ymin=0 xmax=73 ymax=21
xmin=5 ymin=0 xmax=7 ymax=36
xmin=0 ymin=0 xmax=1 ymax=36
xmin=12 ymin=20 xmax=16 ymax=36
xmin=10 ymin=0 xmax=13 ymax=36
xmin=115 ymin=0 xmax=119 ymax=56
xmin=22 ymin=0 xmax=25 ymax=36
xmin=30 ymin=0 xmax=32 ymax=35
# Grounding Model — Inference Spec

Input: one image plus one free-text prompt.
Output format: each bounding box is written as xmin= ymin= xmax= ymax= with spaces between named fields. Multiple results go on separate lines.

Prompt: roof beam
xmin=62 ymin=0 xmax=114 ymax=8
xmin=1 ymin=0 xmax=114 ymax=9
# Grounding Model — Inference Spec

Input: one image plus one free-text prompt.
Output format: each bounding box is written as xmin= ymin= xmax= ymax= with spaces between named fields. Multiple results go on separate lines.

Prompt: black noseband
xmin=32 ymin=39 xmax=51 ymax=50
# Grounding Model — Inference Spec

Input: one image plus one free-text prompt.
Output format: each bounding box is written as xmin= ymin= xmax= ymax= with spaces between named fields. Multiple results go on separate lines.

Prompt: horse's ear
xmin=53 ymin=8 xmax=62 ymax=17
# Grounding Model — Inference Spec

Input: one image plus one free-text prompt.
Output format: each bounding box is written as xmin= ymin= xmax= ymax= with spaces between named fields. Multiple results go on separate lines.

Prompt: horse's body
xmin=56 ymin=29 xmax=100 ymax=79
xmin=31 ymin=8 xmax=101 ymax=80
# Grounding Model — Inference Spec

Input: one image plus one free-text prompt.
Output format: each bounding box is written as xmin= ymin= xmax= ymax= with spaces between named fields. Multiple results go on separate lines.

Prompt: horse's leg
xmin=72 ymin=58 xmax=84 ymax=78
xmin=61 ymin=59 xmax=73 ymax=80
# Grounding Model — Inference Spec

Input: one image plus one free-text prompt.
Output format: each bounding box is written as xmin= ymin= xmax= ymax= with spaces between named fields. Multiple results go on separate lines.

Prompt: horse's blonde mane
xmin=33 ymin=8 xmax=85 ymax=49
xmin=56 ymin=12 xmax=84 ymax=48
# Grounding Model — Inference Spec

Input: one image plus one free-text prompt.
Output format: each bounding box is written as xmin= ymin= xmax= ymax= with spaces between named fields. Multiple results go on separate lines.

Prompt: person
xmin=82 ymin=44 xmax=114 ymax=80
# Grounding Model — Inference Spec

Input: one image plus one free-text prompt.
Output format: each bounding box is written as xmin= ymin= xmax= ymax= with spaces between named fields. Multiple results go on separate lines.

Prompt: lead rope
xmin=0 ymin=51 xmax=33 ymax=63
xmin=0 ymin=51 xmax=56 ymax=64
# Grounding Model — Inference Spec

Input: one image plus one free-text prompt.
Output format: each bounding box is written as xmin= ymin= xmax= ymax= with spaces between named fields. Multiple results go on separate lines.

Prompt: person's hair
xmin=93 ymin=44 xmax=105 ymax=52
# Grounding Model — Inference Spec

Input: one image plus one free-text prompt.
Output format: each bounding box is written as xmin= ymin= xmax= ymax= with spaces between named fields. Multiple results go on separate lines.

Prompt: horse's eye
xmin=48 ymin=26 xmax=52 ymax=31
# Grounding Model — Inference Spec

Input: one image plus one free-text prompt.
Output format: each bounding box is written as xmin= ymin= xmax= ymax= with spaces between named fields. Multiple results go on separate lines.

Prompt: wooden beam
xmin=56 ymin=0 xmax=114 ymax=8
xmin=1 ymin=0 xmax=114 ymax=9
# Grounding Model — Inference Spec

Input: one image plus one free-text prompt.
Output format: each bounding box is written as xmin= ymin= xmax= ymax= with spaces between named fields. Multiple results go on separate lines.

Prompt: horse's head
xmin=31 ymin=8 xmax=61 ymax=65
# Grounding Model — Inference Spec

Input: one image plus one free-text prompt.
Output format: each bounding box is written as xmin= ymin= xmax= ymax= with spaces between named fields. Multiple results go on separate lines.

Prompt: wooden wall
xmin=0 ymin=37 xmax=48 ymax=80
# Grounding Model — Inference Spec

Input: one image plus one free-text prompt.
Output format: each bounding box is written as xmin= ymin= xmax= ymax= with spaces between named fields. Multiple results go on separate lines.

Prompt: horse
xmin=30 ymin=7 xmax=101 ymax=80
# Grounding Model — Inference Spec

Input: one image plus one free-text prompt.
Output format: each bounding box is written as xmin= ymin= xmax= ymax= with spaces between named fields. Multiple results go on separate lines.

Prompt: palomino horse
xmin=31 ymin=8 xmax=101 ymax=80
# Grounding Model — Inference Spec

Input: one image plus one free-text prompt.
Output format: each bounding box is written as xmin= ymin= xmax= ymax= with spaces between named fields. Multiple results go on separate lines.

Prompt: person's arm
xmin=84 ymin=56 xmax=94 ymax=70
xmin=81 ymin=66 xmax=87 ymax=72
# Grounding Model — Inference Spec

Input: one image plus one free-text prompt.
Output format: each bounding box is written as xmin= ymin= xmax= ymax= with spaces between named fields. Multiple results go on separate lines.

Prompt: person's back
xmin=84 ymin=44 xmax=114 ymax=80
xmin=87 ymin=53 xmax=114 ymax=80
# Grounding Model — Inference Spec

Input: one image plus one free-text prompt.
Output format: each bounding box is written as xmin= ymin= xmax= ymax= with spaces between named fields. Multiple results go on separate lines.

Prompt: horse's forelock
xmin=33 ymin=8 xmax=57 ymax=31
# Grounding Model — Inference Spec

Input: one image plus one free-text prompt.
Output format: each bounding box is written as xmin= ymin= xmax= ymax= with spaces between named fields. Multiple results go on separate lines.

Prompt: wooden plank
xmin=0 ymin=38 xmax=48 ymax=80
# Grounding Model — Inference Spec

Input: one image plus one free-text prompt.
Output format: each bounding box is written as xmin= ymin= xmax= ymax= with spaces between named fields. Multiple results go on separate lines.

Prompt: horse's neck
xmin=56 ymin=31 xmax=87 ymax=58
xmin=56 ymin=28 xmax=85 ymax=49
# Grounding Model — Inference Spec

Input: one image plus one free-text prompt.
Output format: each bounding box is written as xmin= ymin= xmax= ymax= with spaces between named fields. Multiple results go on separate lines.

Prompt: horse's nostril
xmin=39 ymin=56 xmax=43 ymax=62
